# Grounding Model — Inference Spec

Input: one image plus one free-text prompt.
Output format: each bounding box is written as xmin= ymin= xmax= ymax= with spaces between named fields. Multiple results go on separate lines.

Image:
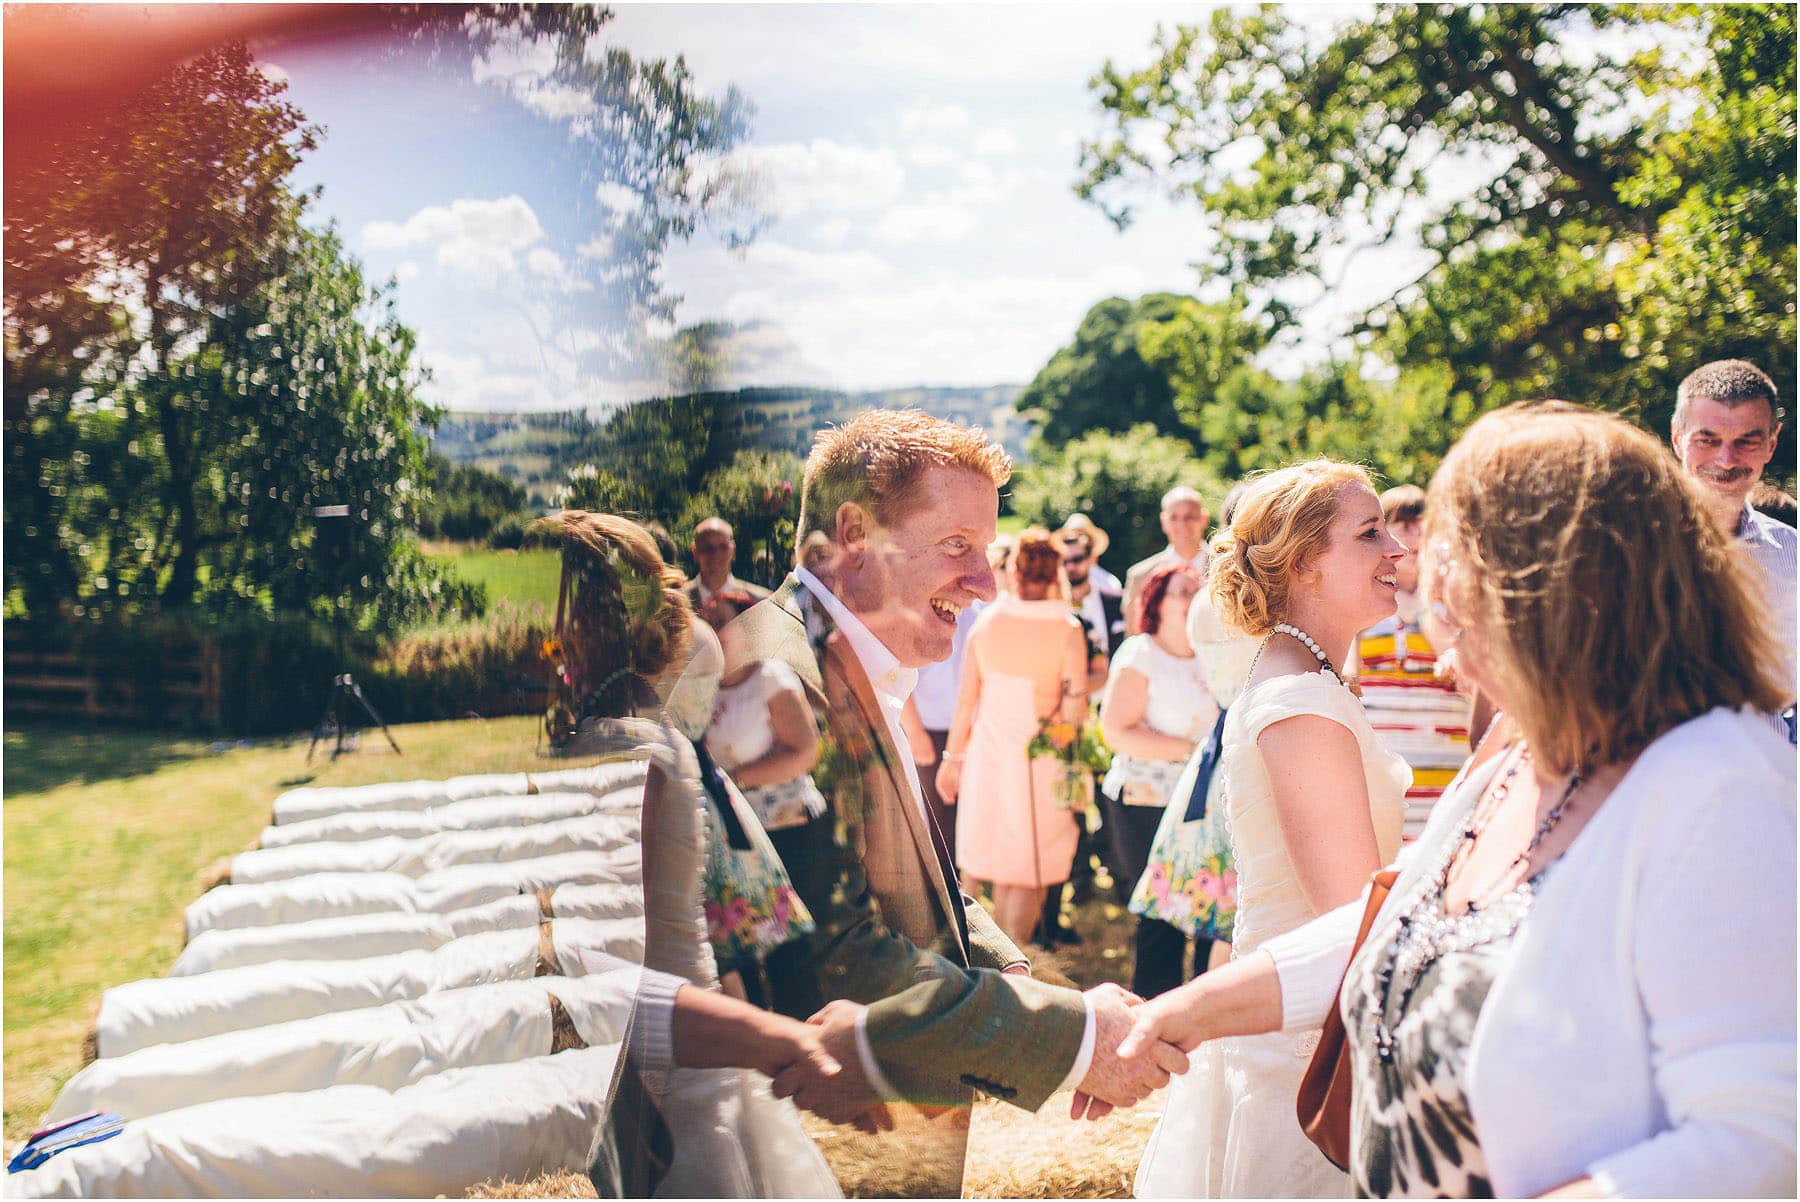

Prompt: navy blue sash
xmin=1181 ymin=706 xmax=1229 ymax=822
xmin=692 ymin=739 xmax=754 ymax=851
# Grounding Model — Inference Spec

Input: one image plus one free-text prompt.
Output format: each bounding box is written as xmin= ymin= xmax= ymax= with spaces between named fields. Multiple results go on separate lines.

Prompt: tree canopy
xmin=4 ymin=43 xmax=472 ymax=627
xmin=1078 ymin=3 xmax=1796 ymax=478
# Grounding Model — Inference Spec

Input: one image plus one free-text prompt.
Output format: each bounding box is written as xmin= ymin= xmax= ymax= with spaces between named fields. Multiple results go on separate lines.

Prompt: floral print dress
xmin=693 ymin=742 xmax=815 ymax=971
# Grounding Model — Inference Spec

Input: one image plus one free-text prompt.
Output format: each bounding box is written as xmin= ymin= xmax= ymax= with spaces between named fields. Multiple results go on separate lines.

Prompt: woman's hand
xmin=935 ymin=756 xmax=963 ymax=803
xmin=1115 ymin=980 xmax=1213 ymax=1062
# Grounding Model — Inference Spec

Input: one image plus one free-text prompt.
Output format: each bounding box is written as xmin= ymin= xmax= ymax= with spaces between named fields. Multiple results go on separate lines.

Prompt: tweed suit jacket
xmin=725 ymin=576 xmax=1089 ymax=1114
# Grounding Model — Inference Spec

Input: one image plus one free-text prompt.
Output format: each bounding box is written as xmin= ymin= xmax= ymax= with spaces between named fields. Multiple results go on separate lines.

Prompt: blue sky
xmin=270 ymin=4 xmax=1437 ymax=412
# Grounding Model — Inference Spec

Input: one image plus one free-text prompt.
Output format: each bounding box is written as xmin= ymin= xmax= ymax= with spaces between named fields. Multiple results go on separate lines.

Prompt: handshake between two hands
xmin=763 ymin=981 xmax=1197 ymax=1131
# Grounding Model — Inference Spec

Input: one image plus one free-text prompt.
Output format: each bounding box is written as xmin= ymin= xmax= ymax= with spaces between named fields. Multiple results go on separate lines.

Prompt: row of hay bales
xmin=19 ymin=761 xmax=657 ymax=1198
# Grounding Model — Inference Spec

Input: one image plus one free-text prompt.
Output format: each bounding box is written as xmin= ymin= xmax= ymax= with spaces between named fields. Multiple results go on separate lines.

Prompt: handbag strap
xmin=1349 ymin=868 xmax=1401 ymax=959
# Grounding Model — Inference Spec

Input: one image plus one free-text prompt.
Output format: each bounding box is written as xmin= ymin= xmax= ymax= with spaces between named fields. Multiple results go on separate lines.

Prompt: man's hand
xmin=771 ymin=999 xmax=892 ymax=1132
xmin=1071 ymin=982 xmax=1189 ymax=1119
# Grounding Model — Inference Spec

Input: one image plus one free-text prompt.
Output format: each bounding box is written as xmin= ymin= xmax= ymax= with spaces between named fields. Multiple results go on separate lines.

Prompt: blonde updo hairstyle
xmin=1425 ymin=402 xmax=1788 ymax=775
xmin=1207 ymin=459 xmax=1376 ymax=638
xmin=534 ymin=510 xmax=693 ymax=720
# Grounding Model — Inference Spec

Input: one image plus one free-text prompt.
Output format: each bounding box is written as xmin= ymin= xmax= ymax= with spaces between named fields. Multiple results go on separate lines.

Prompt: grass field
xmin=425 ymin=542 xmax=562 ymax=616
xmin=2 ymin=715 xmax=554 ymax=1142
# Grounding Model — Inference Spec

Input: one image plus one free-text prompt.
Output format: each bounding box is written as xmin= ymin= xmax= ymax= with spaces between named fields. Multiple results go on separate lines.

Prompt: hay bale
xmin=196 ymin=855 xmax=234 ymax=893
xmin=546 ymin=995 xmax=586 ymax=1054
xmin=464 ymin=1168 xmax=595 ymax=1198
xmin=535 ymin=921 xmax=559 ymax=976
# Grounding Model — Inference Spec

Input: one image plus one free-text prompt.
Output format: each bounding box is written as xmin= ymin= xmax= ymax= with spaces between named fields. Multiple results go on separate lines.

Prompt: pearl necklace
xmin=1270 ymin=622 xmax=1344 ymax=684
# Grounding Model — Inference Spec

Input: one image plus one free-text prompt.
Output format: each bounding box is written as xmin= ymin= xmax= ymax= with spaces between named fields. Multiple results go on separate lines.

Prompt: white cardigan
xmin=1266 ymin=707 xmax=1796 ymax=1198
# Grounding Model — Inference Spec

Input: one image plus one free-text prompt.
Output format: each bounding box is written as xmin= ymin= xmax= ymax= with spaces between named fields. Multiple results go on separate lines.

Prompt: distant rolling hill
xmin=433 ymin=384 xmax=1029 ymax=506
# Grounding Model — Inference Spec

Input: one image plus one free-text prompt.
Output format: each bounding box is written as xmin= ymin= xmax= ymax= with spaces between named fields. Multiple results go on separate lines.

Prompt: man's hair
xmin=693 ymin=516 xmax=734 ymax=542
xmin=1379 ymin=484 xmax=1427 ymax=527
xmin=1161 ymin=484 xmax=1205 ymax=512
xmin=1750 ymin=482 xmax=1797 ymax=527
xmin=1428 ymin=401 xmax=1788 ymax=774
xmin=1673 ymin=360 xmax=1782 ymax=433
xmin=797 ymin=409 xmax=1011 ymax=544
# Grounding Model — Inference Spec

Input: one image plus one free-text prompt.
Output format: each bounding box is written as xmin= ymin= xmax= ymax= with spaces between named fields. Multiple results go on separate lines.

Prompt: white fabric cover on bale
xmin=50 ymin=973 xmax=640 ymax=1124
xmin=97 ymin=929 xmax=643 ymax=1058
xmin=11 ymin=1046 xmax=621 ymax=1199
xmin=270 ymin=773 xmax=533 ymax=825
xmin=549 ymin=881 xmax=642 ymax=922
xmin=172 ymin=896 xmax=543 ymax=977
xmin=229 ymin=813 xmax=639 ymax=886
xmin=268 ymin=760 xmax=645 ymax=826
xmin=187 ymin=849 xmax=642 ymax=941
xmin=257 ymin=779 xmax=646 ymax=848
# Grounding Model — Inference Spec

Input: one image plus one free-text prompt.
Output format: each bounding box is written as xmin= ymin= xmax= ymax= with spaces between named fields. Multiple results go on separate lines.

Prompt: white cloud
xmin=470 ymin=33 xmax=557 ymax=87
xmin=576 ymin=234 xmax=615 ymax=260
xmin=900 ymin=100 xmax=971 ymax=136
xmin=871 ymin=203 xmax=978 ymax=244
xmin=971 ymin=128 xmax=1018 ymax=158
xmin=394 ymin=260 xmax=421 ymax=284
xmin=815 ymin=218 xmax=853 ymax=247
xmin=258 ymin=62 xmax=289 ymax=86
xmin=714 ymin=140 xmax=906 ymax=217
xmin=362 ymin=196 xmax=546 ymax=277
xmin=594 ymin=183 xmax=641 ymax=215
xmin=522 ymin=83 xmax=597 ymax=120
xmin=739 ymin=241 xmax=896 ymax=285
xmin=903 ymin=143 xmax=958 ymax=168
xmin=527 ymin=246 xmax=592 ymax=292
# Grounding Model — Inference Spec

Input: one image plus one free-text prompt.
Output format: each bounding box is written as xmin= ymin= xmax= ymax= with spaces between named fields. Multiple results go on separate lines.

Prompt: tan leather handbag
xmin=1296 ymin=868 xmax=1399 ymax=1170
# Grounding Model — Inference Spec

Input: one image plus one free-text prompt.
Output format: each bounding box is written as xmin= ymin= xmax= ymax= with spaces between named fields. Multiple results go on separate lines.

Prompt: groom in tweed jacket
xmin=723 ymin=410 xmax=1182 ymax=1196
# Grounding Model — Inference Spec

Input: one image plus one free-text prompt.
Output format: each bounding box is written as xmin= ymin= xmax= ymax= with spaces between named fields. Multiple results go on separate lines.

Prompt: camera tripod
xmin=307 ymin=670 xmax=402 ymax=763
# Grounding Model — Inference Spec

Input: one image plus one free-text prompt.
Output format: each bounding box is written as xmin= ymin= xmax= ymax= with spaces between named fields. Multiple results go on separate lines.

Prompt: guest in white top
xmin=1098 ymin=561 xmax=1216 ymax=998
xmin=1120 ymin=403 xmax=1796 ymax=1198
xmin=1669 ymin=359 xmax=1796 ymax=717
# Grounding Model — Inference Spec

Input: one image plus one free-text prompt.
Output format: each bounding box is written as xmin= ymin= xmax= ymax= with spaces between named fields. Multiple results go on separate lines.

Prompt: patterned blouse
xmin=1342 ymin=848 xmax=1548 ymax=1198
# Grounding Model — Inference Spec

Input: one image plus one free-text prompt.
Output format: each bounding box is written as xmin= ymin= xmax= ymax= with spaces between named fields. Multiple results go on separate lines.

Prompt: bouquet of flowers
xmin=1027 ymin=710 xmax=1111 ymax=811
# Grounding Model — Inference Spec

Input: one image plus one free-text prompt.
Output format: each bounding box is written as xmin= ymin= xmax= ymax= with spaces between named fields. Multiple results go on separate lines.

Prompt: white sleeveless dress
xmin=1136 ymin=669 xmax=1409 ymax=1199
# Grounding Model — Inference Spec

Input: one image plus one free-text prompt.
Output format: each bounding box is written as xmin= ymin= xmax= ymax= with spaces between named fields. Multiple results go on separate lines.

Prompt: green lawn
xmin=1 ymin=715 xmax=562 ymax=1141
xmin=428 ymin=542 xmax=562 ymax=617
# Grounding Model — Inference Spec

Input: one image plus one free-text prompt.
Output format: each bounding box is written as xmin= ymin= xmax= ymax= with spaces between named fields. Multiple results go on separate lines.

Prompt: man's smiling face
xmin=854 ymin=466 xmax=1000 ymax=668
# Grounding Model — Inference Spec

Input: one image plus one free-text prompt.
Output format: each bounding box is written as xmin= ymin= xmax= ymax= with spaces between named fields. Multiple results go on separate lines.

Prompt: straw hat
xmin=1053 ymin=512 xmax=1111 ymax=558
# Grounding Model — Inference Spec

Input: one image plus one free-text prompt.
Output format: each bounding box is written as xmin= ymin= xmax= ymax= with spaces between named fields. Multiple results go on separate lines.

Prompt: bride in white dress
xmin=1135 ymin=461 xmax=1411 ymax=1199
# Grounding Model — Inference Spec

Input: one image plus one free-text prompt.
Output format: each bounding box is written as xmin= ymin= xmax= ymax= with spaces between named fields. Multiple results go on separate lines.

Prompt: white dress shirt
xmin=792 ymin=568 xmax=1096 ymax=1101
xmin=1737 ymin=504 xmax=1797 ymax=707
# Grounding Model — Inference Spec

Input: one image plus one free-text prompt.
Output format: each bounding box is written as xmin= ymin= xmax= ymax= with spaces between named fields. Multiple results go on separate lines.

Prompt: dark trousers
xmin=1100 ymin=789 xmax=1213 ymax=998
xmin=760 ymin=813 xmax=834 ymax=1020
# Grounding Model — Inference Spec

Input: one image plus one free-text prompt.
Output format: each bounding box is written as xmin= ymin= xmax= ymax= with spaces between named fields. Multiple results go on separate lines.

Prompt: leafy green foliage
xmin=417 ymin=455 xmax=532 ymax=545
xmin=1010 ymin=425 xmax=1224 ymax=577
xmin=1079 ymin=3 xmax=1796 ymax=478
xmin=1016 ymin=295 xmax=1202 ymax=447
xmin=4 ymin=43 xmax=477 ymax=629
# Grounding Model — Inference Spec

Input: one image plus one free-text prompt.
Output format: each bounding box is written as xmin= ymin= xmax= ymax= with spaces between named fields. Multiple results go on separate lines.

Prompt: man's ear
xmin=835 ymin=501 xmax=870 ymax=559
